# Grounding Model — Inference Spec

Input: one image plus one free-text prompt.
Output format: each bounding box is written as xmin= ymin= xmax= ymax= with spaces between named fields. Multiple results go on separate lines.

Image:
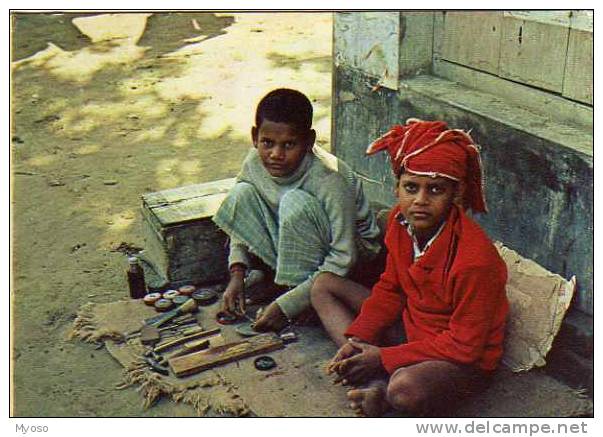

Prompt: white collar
xmin=397 ymin=213 xmax=446 ymax=261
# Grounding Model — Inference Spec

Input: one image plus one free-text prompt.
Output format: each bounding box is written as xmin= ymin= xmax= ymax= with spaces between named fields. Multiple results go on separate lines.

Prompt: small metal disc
xmin=216 ymin=310 xmax=239 ymax=325
xmin=172 ymin=295 xmax=191 ymax=306
xmin=235 ymin=321 xmax=259 ymax=337
xmin=154 ymin=298 xmax=174 ymax=312
xmin=143 ymin=292 xmax=162 ymax=306
xmin=178 ymin=285 xmax=196 ymax=296
xmin=162 ymin=290 xmax=180 ymax=300
xmin=192 ymin=289 xmax=218 ymax=306
xmin=254 ymin=356 xmax=276 ymax=371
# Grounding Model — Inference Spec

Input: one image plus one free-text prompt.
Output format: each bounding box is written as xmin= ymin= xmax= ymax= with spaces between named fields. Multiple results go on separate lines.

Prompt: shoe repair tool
xmin=164 ymin=338 xmax=211 ymax=360
xmin=154 ymin=298 xmax=174 ymax=312
xmin=143 ymin=292 xmax=162 ymax=306
xmin=125 ymin=316 xmax=199 ymax=342
xmin=163 ymin=289 xmax=180 ymax=300
xmin=254 ymin=356 xmax=276 ymax=371
xmin=144 ymin=348 xmax=168 ymax=364
xmin=178 ymin=285 xmax=196 ymax=296
xmin=139 ymin=325 xmax=161 ymax=346
xmin=235 ymin=321 xmax=259 ymax=337
xmin=192 ymin=288 xmax=218 ymax=306
xmin=153 ymin=327 xmax=221 ymax=353
xmin=279 ymin=331 xmax=297 ymax=343
xmin=144 ymin=355 xmax=169 ymax=375
xmin=216 ymin=310 xmax=239 ymax=325
xmin=169 ymin=333 xmax=285 ymax=377
xmin=145 ymin=298 xmax=198 ymax=328
xmin=159 ymin=317 xmax=196 ymax=330
xmin=172 ymin=295 xmax=191 ymax=306
xmin=181 ymin=325 xmax=205 ymax=336
xmin=170 ymin=313 xmax=198 ymax=325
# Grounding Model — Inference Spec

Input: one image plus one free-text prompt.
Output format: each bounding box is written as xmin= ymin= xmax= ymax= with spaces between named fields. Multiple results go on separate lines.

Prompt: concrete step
xmin=545 ymin=309 xmax=593 ymax=397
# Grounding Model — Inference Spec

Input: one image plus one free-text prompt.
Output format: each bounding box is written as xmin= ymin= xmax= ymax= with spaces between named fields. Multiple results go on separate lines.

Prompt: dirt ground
xmin=10 ymin=11 xmax=333 ymax=417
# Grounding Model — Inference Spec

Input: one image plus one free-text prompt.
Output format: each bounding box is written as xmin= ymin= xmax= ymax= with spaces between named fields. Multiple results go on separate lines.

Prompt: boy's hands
xmin=327 ymin=339 xmax=384 ymax=385
xmin=222 ymin=272 xmax=246 ymax=315
xmin=253 ymin=302 xmax=289 ymax=332
xmin=327 ymin=339 xmax=363 ymax=373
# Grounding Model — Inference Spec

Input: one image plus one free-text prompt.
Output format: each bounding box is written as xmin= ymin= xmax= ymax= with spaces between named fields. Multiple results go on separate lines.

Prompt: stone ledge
xmin=401 ymin=74 xmax=593 ymax=160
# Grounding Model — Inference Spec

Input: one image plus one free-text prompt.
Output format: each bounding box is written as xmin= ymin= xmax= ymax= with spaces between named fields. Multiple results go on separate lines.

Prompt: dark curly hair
xmin=255 ymin=88 xmax=313 ymax=132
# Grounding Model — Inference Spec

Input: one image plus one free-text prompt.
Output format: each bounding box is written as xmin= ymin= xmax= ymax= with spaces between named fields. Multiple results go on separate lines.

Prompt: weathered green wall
xmin=333 ymin=66 xmax=593 ymax=315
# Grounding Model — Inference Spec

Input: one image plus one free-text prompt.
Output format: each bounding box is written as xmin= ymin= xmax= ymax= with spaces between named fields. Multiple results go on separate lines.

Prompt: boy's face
xmin=252 ymin=120 xmax=315 ymax=177
xmin=397 ymin=172 xmax=457 ymax=239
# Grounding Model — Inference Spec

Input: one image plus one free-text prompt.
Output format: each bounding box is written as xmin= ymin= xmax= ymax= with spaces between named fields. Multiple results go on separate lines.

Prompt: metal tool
xmin=254 ymin=355 xmax=276 ymax=371
xmin=164 ymin=338 xmax=211 ymax=360
xmin=154 ymin=327 xmax=221 ymax=353
xmin=125 ymin=317 xmax=199 ymax=341
xmin=236 ymin=321 xmax=259 ymax=337
xmin=144 ymin=299 xmax=198 ymax=327
xmin=144 ymin=356 xmax=169 ymax=375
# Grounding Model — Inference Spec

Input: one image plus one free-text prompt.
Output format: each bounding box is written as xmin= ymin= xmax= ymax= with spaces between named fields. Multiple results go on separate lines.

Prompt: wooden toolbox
xmin=141 ymin=178 xmax=236 ymax=287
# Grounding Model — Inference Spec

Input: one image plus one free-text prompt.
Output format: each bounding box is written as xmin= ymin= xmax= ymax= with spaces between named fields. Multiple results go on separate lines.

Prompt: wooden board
xmin=169 ymin=333 xmax=284 ymax=377
xmin=439 ymin=11 xmax=502 ymax=75
xmin=562 ymin=28 xmax=593 ymax=105
xmin=499 ymin=12 xmax=570 ymax=92
xmin=143 ymin=178 xmax=236 ymax=211
xmin=398 ymin=11 xmax=433 ymax=78
xmin=140 ymin=178 xmax=235 ymax=286
xmin=143 ymin=178 xmax=236 ymax=226
xmin=432 ymin=60 xmax=592 ymax=129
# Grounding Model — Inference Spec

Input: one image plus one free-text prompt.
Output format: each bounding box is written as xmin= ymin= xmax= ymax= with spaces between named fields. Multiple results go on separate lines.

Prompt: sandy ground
xmin=11 ymin=11 xmax=333 ymax=416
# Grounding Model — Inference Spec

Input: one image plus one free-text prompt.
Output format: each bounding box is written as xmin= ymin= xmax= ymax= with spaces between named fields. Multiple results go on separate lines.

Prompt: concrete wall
xmin=332 ymin=12 xmax=593 ymax=316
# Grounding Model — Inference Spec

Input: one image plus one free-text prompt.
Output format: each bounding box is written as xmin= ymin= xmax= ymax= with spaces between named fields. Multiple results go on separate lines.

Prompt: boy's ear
xmin=251 ymin=126 xmax=258 ymax=148
xmin=306 ymin=129 xmax=316 ymax=150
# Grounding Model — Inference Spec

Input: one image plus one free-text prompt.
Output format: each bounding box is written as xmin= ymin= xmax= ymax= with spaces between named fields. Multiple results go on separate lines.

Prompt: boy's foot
xmin=346 ymin=379 xmax=390 ymax=417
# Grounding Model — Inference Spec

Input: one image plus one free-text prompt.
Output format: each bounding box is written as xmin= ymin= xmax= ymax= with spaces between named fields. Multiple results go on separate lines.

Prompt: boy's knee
xmin=279 ymin=189 xmax=317 ymax=223
xmin=310 ymin=272 xmax=338 ymax=303
xmin=386 ymin=370 xmax=425 ymax=414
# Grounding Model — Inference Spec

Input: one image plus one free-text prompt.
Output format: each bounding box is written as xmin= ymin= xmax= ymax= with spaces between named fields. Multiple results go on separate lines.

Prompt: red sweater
xmin=346 ymin=205 xmax=509 ymax=373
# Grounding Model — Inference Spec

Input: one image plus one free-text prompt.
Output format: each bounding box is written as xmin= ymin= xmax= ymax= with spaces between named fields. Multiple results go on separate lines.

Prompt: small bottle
xmin=126 ymin=256 xmax=147 ymax=299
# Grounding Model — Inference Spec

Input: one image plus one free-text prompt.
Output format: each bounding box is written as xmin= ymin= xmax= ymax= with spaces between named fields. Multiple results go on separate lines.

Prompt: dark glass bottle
xmin=127 ymin=256 xmax=147 ymax=299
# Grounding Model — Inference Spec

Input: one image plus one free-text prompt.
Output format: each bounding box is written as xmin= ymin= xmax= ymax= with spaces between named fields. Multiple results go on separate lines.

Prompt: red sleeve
xmin=345 ymin=208 xmax=405 ymax=343
xmin=379 ymin=263 xmax=507 ymax=374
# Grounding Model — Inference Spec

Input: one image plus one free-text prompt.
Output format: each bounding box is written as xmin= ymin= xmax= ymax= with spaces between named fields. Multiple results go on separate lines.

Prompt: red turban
xmin=366 ymin=118 xmax=487 ymax=213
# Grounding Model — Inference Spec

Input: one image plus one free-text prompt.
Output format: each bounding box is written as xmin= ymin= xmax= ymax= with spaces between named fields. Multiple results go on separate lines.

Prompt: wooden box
xmin=141 ymin=178 xmax=236 ymax=288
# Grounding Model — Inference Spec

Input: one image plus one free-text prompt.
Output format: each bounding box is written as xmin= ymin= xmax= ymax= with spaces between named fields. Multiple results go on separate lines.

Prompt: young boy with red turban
xmin=311 ymin=118 xmax=509 ymax=416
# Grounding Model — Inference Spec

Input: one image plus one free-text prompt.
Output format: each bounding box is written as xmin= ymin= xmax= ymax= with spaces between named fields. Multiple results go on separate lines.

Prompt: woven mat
xmin=70 ymin=299 xmax=592 ymax=417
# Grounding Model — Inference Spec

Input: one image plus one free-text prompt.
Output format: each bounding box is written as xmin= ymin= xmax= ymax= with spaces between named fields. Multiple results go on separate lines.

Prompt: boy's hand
xmin=253 ymin=302 xmax=289 ymax=332
xmin=329 ymin=340 xmax=384 ymax=385
xmin=326 ymin=339 xmax=363 ymax=375
xmin=222 ymin=274 xmax=245 ymax=315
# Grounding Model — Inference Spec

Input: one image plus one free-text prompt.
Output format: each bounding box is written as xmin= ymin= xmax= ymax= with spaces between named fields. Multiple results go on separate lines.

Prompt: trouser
xmin=213 ymin=182 xmax=332 ymax=287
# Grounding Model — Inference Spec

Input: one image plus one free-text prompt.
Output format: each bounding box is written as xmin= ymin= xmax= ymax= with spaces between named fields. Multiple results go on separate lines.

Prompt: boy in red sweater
xmin=310 ymin=119 xmax=509 ymax=416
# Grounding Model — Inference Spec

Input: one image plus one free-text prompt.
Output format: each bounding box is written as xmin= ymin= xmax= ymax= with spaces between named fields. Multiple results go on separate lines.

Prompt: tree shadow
xmin=11 ymin=13 xmax=96 ymax=61
xmin=138 ymin=12 xmax=235 ymax=58
xmin=266 ymin=52 xmax=332 ymax=73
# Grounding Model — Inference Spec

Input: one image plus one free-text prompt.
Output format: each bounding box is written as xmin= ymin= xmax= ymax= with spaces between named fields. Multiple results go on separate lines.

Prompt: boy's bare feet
xmin=346 ymin=379 xmax=390 ymax=417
